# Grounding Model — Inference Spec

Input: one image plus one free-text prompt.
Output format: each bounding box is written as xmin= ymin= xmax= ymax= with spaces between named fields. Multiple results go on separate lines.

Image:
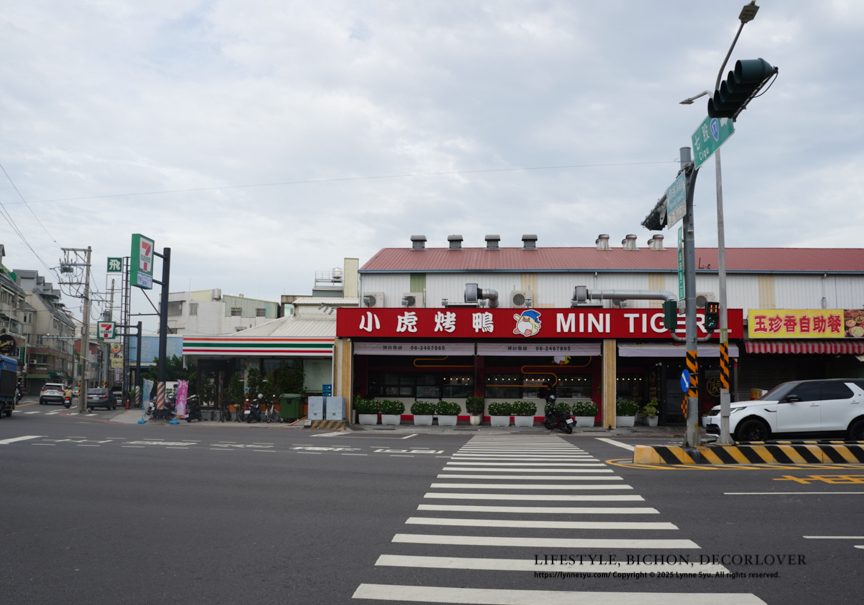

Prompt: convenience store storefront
xmin=334 ymin=307 xmax=743 ymax=426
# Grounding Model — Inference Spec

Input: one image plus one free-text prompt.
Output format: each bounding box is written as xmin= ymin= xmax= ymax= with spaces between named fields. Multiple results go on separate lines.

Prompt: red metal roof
xmin=361 ymin=247 xmax=864 ymax=273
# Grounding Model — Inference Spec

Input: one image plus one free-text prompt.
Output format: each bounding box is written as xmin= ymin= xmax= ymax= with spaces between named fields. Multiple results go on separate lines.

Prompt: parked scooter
xmin=185 ymin=395 xmax=203 ymax=422
xmin=543 ymin=394 xmax=574 ymax=434
xmin=244 ymin=395 xmax=262 ymax=423
xmin=147 ymin=396 xmax=176 ymax=420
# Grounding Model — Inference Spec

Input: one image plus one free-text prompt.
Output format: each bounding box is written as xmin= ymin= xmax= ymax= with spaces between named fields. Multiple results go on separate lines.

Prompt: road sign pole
xmin=680 ymin=147 xmax=701 ymax=448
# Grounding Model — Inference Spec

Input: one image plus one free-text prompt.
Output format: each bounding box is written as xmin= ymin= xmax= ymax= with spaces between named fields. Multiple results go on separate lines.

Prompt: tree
xmin=141 ymin=355 xmax=197 ymax=389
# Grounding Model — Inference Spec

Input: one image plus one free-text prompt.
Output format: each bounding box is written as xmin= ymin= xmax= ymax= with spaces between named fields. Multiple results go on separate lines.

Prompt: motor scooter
xmin=245 ymin=396 xmax=262 ymax=423
xmin=543 ymin=394 xmax=574 ymax=434
xmin=64 ymin=396 xmax=72 ymax=409
xmin=185 ymin=395 xmax=203 ymax=422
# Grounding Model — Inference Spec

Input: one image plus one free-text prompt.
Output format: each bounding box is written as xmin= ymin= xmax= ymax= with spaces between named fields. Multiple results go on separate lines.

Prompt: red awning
xmin=745 ymin=340 xmax=864 ymax=354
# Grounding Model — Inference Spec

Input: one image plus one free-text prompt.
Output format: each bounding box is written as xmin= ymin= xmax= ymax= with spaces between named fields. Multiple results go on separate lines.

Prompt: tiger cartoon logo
xmin=513 ymin=310 xmax=542 ymax=337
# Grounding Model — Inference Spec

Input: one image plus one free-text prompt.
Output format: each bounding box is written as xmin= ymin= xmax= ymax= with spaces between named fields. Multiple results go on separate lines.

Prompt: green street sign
xmin=130 ymin=234 xmax=154 ymax=290
xmin=107 ymin=257 xmax=122 ymax=273
xmin=677 ymin=226 xmax=684 ymax=301
xmin=691 ymin=116 xmax=735 ymax=169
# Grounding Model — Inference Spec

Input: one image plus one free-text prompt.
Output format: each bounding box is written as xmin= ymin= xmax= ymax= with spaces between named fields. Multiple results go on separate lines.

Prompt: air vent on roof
xmin=485 ymin=234 xmax=500 ymax=250
xmin=647 ymin=234 xmax=666 ymax=251
xmin=596 ymin=234 xmax=610 ymax=251
xmin=448 ymin=235 xmax=463 ymax=251
xmin=622 ymin=234 xmax=638 ymax=251
xmin=522 ymin=234 xmax=537 ymax=250
xmin=411 ymin=235 xmax=427 ymax=250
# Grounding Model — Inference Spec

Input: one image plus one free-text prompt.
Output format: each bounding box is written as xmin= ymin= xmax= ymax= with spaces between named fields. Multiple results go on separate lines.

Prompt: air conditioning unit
xmin=362 ymin=292 xmax=385 ymax=308
xmin=402 ymin=292 xmax=425 ymax=308
xmin=510 ymin=290 xmax=533 ymax=308
xmin=695 ymin=292 xmax=716 ymax=308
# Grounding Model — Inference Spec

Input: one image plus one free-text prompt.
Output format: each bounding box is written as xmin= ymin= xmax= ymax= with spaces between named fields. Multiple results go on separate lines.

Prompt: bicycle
xmin=264 ymin=397 xmax=280 ymax=424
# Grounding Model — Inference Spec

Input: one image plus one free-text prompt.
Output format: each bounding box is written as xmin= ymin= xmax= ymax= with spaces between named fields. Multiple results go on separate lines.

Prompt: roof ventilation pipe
xmin=647 ymin=234 xmax=665 ymax=251
xmin=485 ymin=234 xmax=500 ymax=250
xmin=522 ymin=234 xmax=537 ymax=250
xmin=411 ymin=235 xmax=427 ymax=250
xmin=448 ymin=235 xmax=463 ymax=251
xmin=465 ymin=283 xmax=500 ymax=308
xmin=622 ymin=234 xmax=639 ymax=251
xmin=571 ymin=287 xmax=677 ymax=307
xmin=595 ymin=234 xmax=610 ymax=251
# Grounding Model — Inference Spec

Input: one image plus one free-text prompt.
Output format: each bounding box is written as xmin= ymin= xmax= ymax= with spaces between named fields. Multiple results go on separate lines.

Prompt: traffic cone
xmin=125 ymin=398 xmax=130 ymax=410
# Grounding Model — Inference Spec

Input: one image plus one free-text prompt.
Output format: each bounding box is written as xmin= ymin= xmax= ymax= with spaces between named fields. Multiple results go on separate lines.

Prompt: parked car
xmin=86 ymin=388 xmax=117 ymax=411
xmin=39 ymin=383 xmax=66 ymax=406
xmin=705 ymin=378 xmax=864 ymax=441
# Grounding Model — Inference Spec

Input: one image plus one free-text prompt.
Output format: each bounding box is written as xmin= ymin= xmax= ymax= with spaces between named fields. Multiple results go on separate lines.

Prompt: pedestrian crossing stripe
xmin=633 ymin=444 xmax=864 ymax=465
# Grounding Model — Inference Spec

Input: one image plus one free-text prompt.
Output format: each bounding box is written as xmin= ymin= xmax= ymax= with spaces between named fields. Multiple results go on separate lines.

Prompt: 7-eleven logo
xmin=139 ymin=240 xmax=152 ymax=273
xmin=98 ymin=322 xmax=116 ymax=339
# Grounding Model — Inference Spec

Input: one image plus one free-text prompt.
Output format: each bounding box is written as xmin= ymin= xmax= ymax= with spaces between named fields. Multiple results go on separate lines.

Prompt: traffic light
xmin=663 ymin=300 xmax=678 ymax=331
xmin=705 ymin=301 xmax=719 ymax=331
xmin=708 ymin=58 xmax=776 ymax=119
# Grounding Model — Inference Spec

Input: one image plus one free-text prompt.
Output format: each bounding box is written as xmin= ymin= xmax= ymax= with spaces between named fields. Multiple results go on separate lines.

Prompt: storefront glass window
xmin=368 ymin=372 xmax=471 ymax=399
xmin=616 ymin=375 xmax=644 ymax=403
xmin=442 ymin=375 xmax=472 ymax=398
xmin=557 ymin=375 xmax=592 ymax=398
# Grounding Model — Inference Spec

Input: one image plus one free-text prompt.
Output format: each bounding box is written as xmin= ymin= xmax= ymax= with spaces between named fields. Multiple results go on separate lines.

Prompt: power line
xmin=0 ymin=162 xmax=60 ymax=245
xmin=12 ymin=160 xmax=678 ymax=205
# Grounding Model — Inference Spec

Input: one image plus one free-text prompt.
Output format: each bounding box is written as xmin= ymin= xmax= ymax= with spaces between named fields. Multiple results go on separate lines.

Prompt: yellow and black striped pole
xmin=686 ymin=350 xmax=699 ymax=399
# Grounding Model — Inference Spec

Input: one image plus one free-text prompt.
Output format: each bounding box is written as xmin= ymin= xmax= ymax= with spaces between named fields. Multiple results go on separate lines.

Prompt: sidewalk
xmin=105 ymin=408 xmax=692 ymax=437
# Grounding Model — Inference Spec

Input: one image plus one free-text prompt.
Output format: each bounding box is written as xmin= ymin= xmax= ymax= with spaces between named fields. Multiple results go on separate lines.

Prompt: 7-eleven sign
xmin=98 ymin=321 xmax=116 ymax=339
xmin=130 ymin=234 xmax=154 ymax=290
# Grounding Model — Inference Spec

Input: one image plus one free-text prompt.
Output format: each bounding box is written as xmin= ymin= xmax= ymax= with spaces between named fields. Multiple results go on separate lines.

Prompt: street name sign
xmin=677 ymin=226 xmax=684 ymax=301
xmin=666 ymin=172 xmax=687 ymax=228
xmin=692 ymin=115 xmax=735 ymax=169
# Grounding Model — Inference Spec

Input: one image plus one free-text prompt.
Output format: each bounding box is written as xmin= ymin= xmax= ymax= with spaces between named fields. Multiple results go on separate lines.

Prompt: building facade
xmin=332 ymin=234 xmax=864 ymax=427
xmin=166 ymin=290 xmax=280 ymax=335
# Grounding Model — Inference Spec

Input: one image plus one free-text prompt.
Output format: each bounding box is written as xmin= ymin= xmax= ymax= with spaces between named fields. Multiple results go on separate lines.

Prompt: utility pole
xmin=680 ymin=148 xmax=701 ymax=448
xmin=59 ymin=247 xmax=92 ymax=414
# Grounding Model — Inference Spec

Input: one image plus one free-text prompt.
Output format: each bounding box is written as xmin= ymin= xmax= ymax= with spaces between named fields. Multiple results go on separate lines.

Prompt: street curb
xmin=633 ymin=443 xmax=864 ymax=465
xmin=304 ymin=420 xmax=348 ymax=430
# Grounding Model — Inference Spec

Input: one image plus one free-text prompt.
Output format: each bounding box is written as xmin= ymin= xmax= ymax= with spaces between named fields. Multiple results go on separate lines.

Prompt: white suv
xmin=39 ymin=383 xmax=67 ymax=406
xmin=705 ymin=379 xmax=864 ymax=442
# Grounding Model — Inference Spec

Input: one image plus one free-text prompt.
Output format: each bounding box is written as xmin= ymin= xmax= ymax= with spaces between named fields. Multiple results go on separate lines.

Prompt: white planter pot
xmin=413 ymin=415 xmax=433 ymax=426
xmin=645 ymin=416 xmax=658 ymax=427
xmin=469 ymin=414 xmax=482 ymax=426
xmin=616 ymin=415 xmax=636 ymax=428
xmin=513 ymin=416 xmax=534 ymax=427
xmin=438 ymin=415 xmax=458 ymax=426
xmin=490 ymin=415 xmax=511 ymax=427
xmin=381 ymin=414 xmax=401 ymax=425
xmin=574 ymin=416 xmax=595 ymax=427
xmin=358 ymin=413 xmax=378 ymax=425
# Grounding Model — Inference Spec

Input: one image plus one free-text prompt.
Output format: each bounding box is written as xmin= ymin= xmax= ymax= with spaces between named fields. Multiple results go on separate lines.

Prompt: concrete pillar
xmin=602 ymin=339 xmax=617 ymax=428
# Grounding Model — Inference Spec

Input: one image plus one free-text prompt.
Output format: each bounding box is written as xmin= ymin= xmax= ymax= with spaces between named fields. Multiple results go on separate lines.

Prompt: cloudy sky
xmin=1 ymin=1 xmax=862 ymax=331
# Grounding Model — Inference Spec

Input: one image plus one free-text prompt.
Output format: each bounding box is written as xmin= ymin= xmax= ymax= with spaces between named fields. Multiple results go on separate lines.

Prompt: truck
xmin=0 ymin=355 xmax=18 ymax=417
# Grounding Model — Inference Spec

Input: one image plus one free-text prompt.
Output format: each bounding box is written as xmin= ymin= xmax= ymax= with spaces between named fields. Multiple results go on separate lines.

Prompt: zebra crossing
xmin=352 ymin=435 xmax=768 ymax=604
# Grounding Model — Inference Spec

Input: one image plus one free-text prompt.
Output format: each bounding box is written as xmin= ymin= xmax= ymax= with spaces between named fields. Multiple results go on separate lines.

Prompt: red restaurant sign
xmin=337 ymin=308 xmax=743 ymax=340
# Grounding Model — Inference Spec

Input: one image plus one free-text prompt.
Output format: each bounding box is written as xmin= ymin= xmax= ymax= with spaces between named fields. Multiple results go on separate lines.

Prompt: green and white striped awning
xmin=183 ymin=336 xmax=333 ymax=358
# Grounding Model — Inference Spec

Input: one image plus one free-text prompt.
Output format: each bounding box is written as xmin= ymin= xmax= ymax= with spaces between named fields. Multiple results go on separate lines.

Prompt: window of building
xmin=367 ymin=372 xmax=472 ymax=400
xmin=166 ymin=301 xmax=184 ymax=316
xmin=230 ymin=307 xmax=242 ymax=316
xmin=256 ymin=308 xmax=267 ymax=317
xmin=189 ymin=303 xmax=198 ymax=316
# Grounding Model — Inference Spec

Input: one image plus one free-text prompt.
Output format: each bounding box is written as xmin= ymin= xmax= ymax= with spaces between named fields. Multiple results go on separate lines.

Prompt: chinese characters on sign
xmin=748 ymin=310 xmax=863 ymax=338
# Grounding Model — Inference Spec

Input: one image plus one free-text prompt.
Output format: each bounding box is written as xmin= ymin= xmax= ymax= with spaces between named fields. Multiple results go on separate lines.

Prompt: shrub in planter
xmin=436 ymin=401 xmax=460 ymax=426
xmin=411 ymin=400 xmax=436 ymax=425
xmin=380 ymin=399 xmax=404 ymax=425
xmin=572 ymin=400 xmax=598 ymax=427
xmin=488 ymin=401 xmax=513 ymax=427
xmin=465 ymin=396 xmax=485 ymax=416
xmin=616 ymin=399 xmax=639 ymax=427
xmin=512 ymin=400 xmax=537 ymax=426
xmin=355 ymin=397 xmax=380 ymax=425
xmin=544 ymin=400 xmax=571 ymax=415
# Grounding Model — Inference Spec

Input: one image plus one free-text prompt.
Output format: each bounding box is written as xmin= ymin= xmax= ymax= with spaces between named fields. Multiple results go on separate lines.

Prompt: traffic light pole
xmin=681 ymin=147 xmax=701 ymax=448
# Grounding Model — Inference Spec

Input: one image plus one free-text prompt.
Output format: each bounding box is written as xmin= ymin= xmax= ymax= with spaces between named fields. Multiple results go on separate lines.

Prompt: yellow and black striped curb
xmin=304 ymin=420 xmax=348 ymax=430
xmin=633 ymin=443 xmax=864 ymax=465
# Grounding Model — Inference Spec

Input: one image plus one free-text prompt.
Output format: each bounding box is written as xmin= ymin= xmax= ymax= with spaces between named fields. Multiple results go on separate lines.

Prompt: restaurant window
xmin=367 ymin=372 xmax=472 ymax=399
xmin=616 ymin=375 xmax=644 ymax=403
xmin=557 ymin=375 xmax=592 ymax=398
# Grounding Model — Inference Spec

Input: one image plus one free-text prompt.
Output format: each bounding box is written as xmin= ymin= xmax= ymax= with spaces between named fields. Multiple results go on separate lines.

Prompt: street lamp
xmin=680 ymin=1 xmax=759 ymax=445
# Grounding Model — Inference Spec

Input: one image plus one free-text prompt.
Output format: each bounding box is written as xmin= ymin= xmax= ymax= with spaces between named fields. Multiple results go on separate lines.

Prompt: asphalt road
xmin=2 ymin=403 xmax=862 ymax=605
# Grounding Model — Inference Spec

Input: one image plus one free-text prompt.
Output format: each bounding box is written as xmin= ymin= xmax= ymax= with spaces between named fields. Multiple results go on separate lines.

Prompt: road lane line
xmin=352 ymin=584 xmax=765 ymax=604
xmin=446 ymin=462 xmax=605 ymax=467
xmin=404 ymin=517 xmax=678 ymax=530
xmin=436 ymin=475 xmax=623 ymax=480
xmin=424 ymin=493 xmax=643 ymax=501
xmin=725 ymin=492 xmax=864 ymax=495
xmin=374 ymin=554 xmax=726 ymax=573
xmin=429 ymin=483 xmax=632 ymax=490
xmin=391 ymin=534 xmax=699 ymax=549
xmin=401 ymin=434 xmax=417 ymax=439
xmin=803 ymin=535 xmax=864 ymax=539
xmin=0 ymin=435 xmax=44 ymax=445
xmin=442 ymin=467 xmax=612 ymax=473
xmin=417 ymin=504 xmax=659 ymax=514
xmin=596 ymin=438 xmax=636 ymax=451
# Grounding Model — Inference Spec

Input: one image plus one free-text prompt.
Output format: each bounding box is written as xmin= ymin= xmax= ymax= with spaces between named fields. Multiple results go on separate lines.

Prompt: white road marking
xmin=32 ymin=443 xmax=56 ymax=446
xmin=429 ymin=483 xmax=632 ymax=490
xmin=446 ymin=461 xmax=604 ymax=467
xmin=436 ymin=475 xmax=623 ymax=480
xmin=401 ymin=434 xmax=417 ymax=439
xmin=595 ymin=437 xmax=636 ymax=451
xmin=296 ymin=451 xmax=322 ymax=454
xmin=1 ymin=435 xmax=45 ymax=445
xmin=452 ymin=454 xmax=597 ymax=459
xmin=443 ymin=467 xmax=612 ymax=473
xmin=405 ymin=517 xmax=678 ymax=530
xmin=25 ymin=411 xmax=41 ymax=414
xmin=374 ymin=554 xmax=726 ymax=573
xmin=352 ymin=584 xmax=765 ymax=604
xmin=417 ymin=504 xmax=659 ymax=514
xmin=122 ymin=446 xmax=145 ymax=448
xmin=311 ymin=432 xmax=349 ymax=438
xmin=425 ymin=493 xmax=643 ymax=501
xmin=391 ymin=455 xmax=414 ymax=457
xmin=803 ymin=536 xmax=864 ymax=539
xmin=342 ymin=453 xmax=368 ymax=456
xmin=392 ymin=534 xmax=699 ymax=549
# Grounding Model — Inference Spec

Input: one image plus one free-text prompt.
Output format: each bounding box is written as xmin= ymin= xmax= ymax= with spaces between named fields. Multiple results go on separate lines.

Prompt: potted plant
xmin=436 ymin=401 xmax=461 ymax=426
xmin=511 ymin=400 xmax=537 ymax=427
xmin=488 ymin=401 xmax=513 ymax=427
xmin=380 ymin=399 xmax=404 ymax=425
xmin=572 ymin=400 xmax=598 ymax=427
xmin=355 ymin=397 xmax=379 ymax=425
xmin=411 ymin=400 xmax=436 ymax=425
xmin=616 ymin=399 xmax=639 ymax=428
xmin=642 ymin=399 xmax=658 ymax=427
xmin=465 ymin=396 xmax=485 ymax=426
